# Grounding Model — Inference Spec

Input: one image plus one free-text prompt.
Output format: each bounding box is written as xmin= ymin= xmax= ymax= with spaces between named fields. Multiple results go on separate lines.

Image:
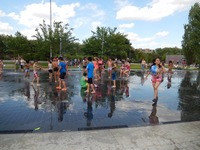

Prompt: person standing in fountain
xmin=80 ymin=72 xmax=88 ymax=89
xmin=111 ymin=59 xmax=117 ymax=88
xmin=141 ymin=58 xmax=147 ymax=72
xmin=107 ymin=58 xmax=113 ymax=79
xmin=56 ymin=57 xmax=69 ymax=91
xmin=146 ymin=57 xmax=166 ymax=103
xmin=24 ymin=60 xmax=31 ymax=79
xmin=0 ymin=60 xmax=4 ymax=74
xmin=52 ymin=57 xmax=59 ymax=83
xmin=31 ymin=60 xmax=43 ymax=86
xmin=85 ymin=57 xmax=95 ymax=94
xmin=48 ymin=60 xmax=53 ymax=81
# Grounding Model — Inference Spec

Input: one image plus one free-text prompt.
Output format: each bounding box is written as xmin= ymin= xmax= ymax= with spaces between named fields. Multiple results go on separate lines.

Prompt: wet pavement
xmin=0 ymin=69 xmax=199 ymax=133
xmin=1 ymin=121 xmax=200 ymax=150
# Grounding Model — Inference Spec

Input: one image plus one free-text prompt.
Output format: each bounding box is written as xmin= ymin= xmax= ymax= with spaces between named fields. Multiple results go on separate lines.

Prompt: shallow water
xmin=0 ymin=70 xmax=199 ymax=133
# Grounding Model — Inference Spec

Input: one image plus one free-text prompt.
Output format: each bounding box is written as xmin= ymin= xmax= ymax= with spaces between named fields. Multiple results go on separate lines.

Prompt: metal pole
xmin=101 ymin=34 xmax=104 ymax=58
xmin=50 ymin=0 xmax=52 ymax=58
xmin=60 ymin=37 xmax=62 ymax=56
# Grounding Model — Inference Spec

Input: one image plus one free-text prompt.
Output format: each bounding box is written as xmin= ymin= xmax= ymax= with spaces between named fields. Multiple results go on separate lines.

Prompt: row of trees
xmin=0 ymin=23 xmax=182 ymax=63
xmin=0 ymin=2 xmax=199 ymax=65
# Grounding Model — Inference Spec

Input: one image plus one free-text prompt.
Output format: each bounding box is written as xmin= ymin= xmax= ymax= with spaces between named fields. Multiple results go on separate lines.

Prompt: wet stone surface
xmin=0 ymin=70 xmax=199 ymax=133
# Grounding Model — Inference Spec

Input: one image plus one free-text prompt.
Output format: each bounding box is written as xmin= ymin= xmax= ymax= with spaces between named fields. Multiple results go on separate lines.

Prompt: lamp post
xmin=60 ymin=37 xmax=62 ymax=56
xmin=101 ymin=34 xmax=104 ymax=58
xmin=50 ymin=0 xmax=52 ymax=58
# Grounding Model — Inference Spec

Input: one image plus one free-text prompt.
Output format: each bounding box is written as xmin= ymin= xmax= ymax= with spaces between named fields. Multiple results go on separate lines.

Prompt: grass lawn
xmin=3 ymin=61 xmax=199 ymax=70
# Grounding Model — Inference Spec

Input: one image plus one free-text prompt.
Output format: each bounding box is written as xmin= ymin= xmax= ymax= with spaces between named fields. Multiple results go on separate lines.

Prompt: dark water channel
xmin=0 ymin=70 xmax=199 ymax=133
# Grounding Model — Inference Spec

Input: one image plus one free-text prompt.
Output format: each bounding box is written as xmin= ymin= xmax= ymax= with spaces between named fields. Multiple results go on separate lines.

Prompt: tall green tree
xmin=182 ymin=3 xmax=200 ymax=65
xmin=2 ymin=32 xmax=31 ymax=59
xmin=0 ymin=35 xmax=7 ymax=59
xmin=82 ymin=26 xmax=132 ymax=59
xmin=33 ymin=20 xmax=78 ymax=59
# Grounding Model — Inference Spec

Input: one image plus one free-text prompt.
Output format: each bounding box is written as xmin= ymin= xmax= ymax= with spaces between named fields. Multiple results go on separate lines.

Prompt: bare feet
xmin=91 ymin=91 xmax=96 ymax=94
xmin=56 ymin=86 xmax=61 ymax=90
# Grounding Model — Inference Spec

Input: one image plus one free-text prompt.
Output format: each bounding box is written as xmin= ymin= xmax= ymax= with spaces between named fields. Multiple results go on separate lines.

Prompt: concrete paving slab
xmin=0 ymin=121 xmax=199 ymax=150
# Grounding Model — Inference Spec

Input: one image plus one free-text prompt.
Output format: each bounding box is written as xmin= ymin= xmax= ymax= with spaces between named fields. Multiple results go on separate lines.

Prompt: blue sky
xmin=0 ymin=0 xmax=199 ymax=49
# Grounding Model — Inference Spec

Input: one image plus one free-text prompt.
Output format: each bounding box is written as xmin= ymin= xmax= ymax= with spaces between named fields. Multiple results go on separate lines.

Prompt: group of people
xmin=26 ymin=56 xmax=173 ymax=106
xmin=12 ymin=56 xmax=69 ymax=91
xmin=80 ymin=57 xmax=132 ymax=95
xmin=1 ymin=55 xmax=175 ymax=107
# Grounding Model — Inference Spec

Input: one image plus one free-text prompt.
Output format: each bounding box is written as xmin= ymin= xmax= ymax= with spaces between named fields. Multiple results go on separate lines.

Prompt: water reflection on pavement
xmin=0 ymin=70 xmax=199 ymax=133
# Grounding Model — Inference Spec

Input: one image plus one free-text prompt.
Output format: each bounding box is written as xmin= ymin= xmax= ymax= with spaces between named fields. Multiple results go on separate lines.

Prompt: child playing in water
xmin=111 ymin=60 xmax=117 ymax=88
xmin=24 ymin=60 xmax=31 ymax=79
xmin=85 ymin=57 xmax=95 ymax=94
xmin=48 ymin=60 xmax=53 ymax=80
xmin=80 ymin=72 xmax=88 ymax=89
xmin=0 ymin=60 xmax=3 ymax=74
xmin=31 ymin=60 xmax=43 ymax=86
xmin=56 ymin=57 xmax=69 ymax=91
xmin=146 ymin=58 xmax=166 ymax=103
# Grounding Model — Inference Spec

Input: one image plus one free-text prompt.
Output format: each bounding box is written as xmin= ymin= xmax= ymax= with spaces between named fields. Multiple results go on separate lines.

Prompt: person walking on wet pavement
xmin=85 ymin=57 xmax=95 ymax=94
xmin=48 ymin=60 xmax=53 ymax=81
xmin=52 ymin=57 xmax=59 ymax=83
xmin=107 ymin=58 xmax=113 ymax=79
xmin=0 ymin=60 xmax=3 ymax=74
xmin=146 ymin=57 xmax=166 ymax=103
xmin=31 ymin=60 xmax=43 ymax=86
xmin=141 ymin=58 xmax=147 ymax=72
xmin=56 ymin=57 xmax=69 ymax=91
xmin=24 ymin=60 xmax=31 ymax=79
xmin=111 ymin=59 xmax=117 ymax=88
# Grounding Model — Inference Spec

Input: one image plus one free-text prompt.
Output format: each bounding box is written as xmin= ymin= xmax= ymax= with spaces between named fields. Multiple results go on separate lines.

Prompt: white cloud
xmin=2 ymin=2 xmax=80 ymax=39
xmin=127 ymin=32 xmax=155 ymax=42
xmin=116 ymin=0 xmax=199 ymax=21
xmin=126 ymin=31 xmax=174 ymax=49
xmin=134 ymin=41 xmax=158 ymax=49
xmin=20 ymin=28 xmax=37 ymax=39
xmin=156 ymin=31 xmax=169 ymax=37
xmin=73 ymin=18 xmax=84 ymax=28
xmin=7 ymin=12 xmax=19 ymax=20
xmin=0 ymin=21 xmax=13 ymax=34
xmin=0 ymin=10 xmax=6 ymax=16
xmin=114 ymin=0 xmax=132 ymax=9
xmin=126 ymin=32 xmax=139 ymax=41
xmin=18 ymin=2 xmax=80 ymax=28
xmin=91 ymin=21 xmax=102 ymax=31
xmin=80 ymin=3 xmax=98 ymax=11
xmin=119 ymin=23 xmax=135 ymax=29
xmin=70 ymin=3 xmax=105 ymax=32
